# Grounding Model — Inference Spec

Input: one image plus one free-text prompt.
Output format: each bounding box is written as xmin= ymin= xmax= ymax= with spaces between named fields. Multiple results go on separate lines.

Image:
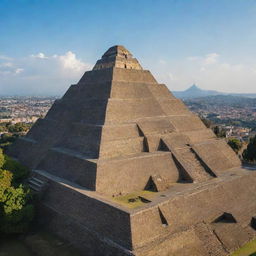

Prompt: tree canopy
xmin=213 ymin=126 xmax=226 ymax=138
xmin=0 ymin=149 xmax=34 ymax=234
xmin=228 ymin=138 xmax=243 ymax=154
xmin=243 ymin=136 xmax=256 ymax=162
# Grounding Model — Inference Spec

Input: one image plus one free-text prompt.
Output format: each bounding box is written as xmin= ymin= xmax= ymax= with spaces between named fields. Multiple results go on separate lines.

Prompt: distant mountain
xmin=172 ymin=84 xmax=221 ymax=99
xmin=172 ymin=84 xmax=256 ymax=99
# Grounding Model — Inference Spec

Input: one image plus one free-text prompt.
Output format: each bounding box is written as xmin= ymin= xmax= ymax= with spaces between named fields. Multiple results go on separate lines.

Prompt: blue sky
xmin=1 ymin=0 xmax=256 ymax=95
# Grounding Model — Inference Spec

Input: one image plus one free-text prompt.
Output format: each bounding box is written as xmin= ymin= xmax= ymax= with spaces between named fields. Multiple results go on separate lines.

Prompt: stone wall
xmin=39 ymin=174 xmax=133 ymax=250
xmin=130 ymin=171 xmax=256 ymax=249
xmin=36 ymin=169 xmax=256 ymax=256
xmin=37 ymin=149 xmax=97 ymax=189
xmin=96 ymin=152 xmax=180 ymax=196
xmin=39 ymin=205 xmax=134 ymax=256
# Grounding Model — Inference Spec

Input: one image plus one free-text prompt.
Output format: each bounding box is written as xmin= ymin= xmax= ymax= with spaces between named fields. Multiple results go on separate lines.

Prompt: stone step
xmin=51 ymin=147 xmax=96 ymax=160
xmin=20 ymin=137 xmax=37 ymax=143
xmin=28 ymin=176 xmax=46 ymax=192
xmin=29 ymin=183 xmax=41 ymax=192
xmin=28 ymin=179 xmax=44 ymax=188
xmin=31 ymin=177 xmax=45 ymax=185
xmin=194 ymin=223 xmax=227 ymax=256
xmin=177 ymin=147 xmax=212 ymax=182
xmin=180 ymin=154 xmax=203 ymax=169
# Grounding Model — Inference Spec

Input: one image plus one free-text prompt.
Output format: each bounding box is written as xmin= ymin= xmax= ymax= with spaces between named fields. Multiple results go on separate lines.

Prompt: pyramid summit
xmin=9 ymin=45 xmax=256 ymax=256
xmin=93 ymin=45 xmax=142 ymax=70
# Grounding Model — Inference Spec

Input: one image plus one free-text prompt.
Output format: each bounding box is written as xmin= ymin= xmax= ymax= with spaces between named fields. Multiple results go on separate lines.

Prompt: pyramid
xmin=9 ymin=46 xmax=256 ymax=256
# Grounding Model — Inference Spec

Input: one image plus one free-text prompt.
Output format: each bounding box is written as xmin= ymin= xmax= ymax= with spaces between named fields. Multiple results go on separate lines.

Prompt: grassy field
xmin=231 ymin=239 xmax=256 ymax=256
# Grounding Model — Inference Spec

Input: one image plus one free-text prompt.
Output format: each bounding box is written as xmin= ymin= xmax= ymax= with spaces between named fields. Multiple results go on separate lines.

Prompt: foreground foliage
xmin=0 ymin=133 xmax=19 ymax=152
xmin=243 ymin=135 xmax=256 ymax=163
xmin=0 ymin=122 xmax=33 ymax=151
xmin=228 ymin=138 xmax=243 ymax=154
xmin=213 ymin=125 xmax=226 ymax=138
xmin=0 ymin=149 xmax=34 ymax=234
xmin=0 ymin=122 xmax=32 ymax=134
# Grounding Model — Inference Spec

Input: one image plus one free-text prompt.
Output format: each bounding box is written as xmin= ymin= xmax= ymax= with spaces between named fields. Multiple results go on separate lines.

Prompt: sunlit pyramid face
xmin=8 ymin=45 xmax=256 ymax=256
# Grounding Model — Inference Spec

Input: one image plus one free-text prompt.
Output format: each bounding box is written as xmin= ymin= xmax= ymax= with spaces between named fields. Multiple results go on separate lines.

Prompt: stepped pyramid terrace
xmin=9 ymin=45 xmax=256 ymax=256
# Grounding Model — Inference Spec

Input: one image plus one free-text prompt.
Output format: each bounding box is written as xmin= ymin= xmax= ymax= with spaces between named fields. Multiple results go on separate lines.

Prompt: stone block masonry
xmin=8 ymin=45 xmax=256 ymax=255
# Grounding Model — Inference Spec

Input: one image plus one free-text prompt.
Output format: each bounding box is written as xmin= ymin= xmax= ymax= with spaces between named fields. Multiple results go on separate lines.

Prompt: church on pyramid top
xmin=93 ymin=45 xmax=143 ymax=70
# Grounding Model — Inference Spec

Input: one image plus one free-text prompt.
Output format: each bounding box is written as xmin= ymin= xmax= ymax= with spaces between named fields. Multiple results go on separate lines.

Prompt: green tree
xmin=0 ymin=133 xmax=19 ymax=151
xmin=228 ymin=138 xmax=243 ymax=154
xmin=213 ymin=126 xmax=226 ymax=138
xmin=243 ymin=136 xmax=256 ymax=162
xmin=0 ymin=169 xmax=13 ymax=200
xmin=0 ymin=149 xmax=5 ymax=168
xmin=3 ymin=155 xmax=29 ymax=184
xmin=8 ymin=122 xmax=32 ymax=133
xmin=0 ymin=185 xmax=34 ymax=234
xmin=0 ymin=149 xmax=34 ymax=234
xmin=200 ymin=117 xmax=212 ymax=128
xmin=0 ymin=125 xmax=7 ymax=132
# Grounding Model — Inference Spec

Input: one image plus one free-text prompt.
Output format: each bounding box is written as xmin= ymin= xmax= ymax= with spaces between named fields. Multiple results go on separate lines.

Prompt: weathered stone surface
xmin=93 ymin=45 xmax=142 ymax=71
xmin=8 ymin=45 xmax=256 ymax=256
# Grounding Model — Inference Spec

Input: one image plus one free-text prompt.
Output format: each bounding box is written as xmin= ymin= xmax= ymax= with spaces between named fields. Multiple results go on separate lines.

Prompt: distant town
xmin=172 ymin=84 xmax=256 ymax=142
xmin=184 ymin=95 xmax=256 ymax=142
xmin=0 ymin=92 xmax=256 ymax=143
xmin=0 ymin=96 xmax=57 ymax=124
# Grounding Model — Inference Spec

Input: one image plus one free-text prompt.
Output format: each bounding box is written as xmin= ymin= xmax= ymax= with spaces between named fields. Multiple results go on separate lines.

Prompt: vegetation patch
xmin=228 ymin=138 xmax=243 ymax=154
xmin=112 ymin=190 xmax=156 ymax=208
xmin=243 ymin=136 xmax=256 ymax=163
xmin=0 ymin=122 xmax=32 ymax=151
xmin=0 ymin=148 xmax=34 ymax=235
xmin=231 ymin=239 xmax=256 ymax=256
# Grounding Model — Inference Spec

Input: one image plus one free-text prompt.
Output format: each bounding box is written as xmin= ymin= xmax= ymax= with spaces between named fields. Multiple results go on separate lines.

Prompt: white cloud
xmin=188 ymin=53 xmax=219 ymax=65
xmin=0 ymin=55 xmax=12 ymax=61
xmin=0 ymin=62 xmax=13 ymax=67
xmin=168 ymin=72 xmax=176 ymax=81
xmin=30 ymin=51 xmax=91 ymax=72
xmin=151 ymin=54 xmax=256 ymax=93
xmin=15 ymin=68 xmax=24 ymax=74
xmin=0 ymin=59 xmax=22 ymax=76
xmin=58 ymin=51 xmax=90 ymax=72
xmin=187 ymin=56 xmax=200 ymax=61
xmin=1 ymin=50 xmax=256 ymax=95
xmin=204 ymin=53 xmax=219 ymax=65
xmin=159 ymin=59 xmax=167 ymax=65
xmin=0 ymin=51 xmax=92 ymax=95
xmin=31 ymin=52 xmax=47 ymax=59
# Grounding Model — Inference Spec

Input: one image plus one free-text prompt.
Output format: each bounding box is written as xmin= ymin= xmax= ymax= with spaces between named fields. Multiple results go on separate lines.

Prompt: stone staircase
xmin=177 ymin=147 xmax=212 ymax=182
xmin=194 ymin=222 xmax=227 ymax=256
xmin=28 ymin=176 xmax=46 ymax=193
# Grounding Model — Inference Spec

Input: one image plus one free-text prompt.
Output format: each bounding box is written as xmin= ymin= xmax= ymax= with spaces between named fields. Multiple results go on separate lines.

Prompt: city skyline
xmin=1 ymin=0 xmax=256 ymax=95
